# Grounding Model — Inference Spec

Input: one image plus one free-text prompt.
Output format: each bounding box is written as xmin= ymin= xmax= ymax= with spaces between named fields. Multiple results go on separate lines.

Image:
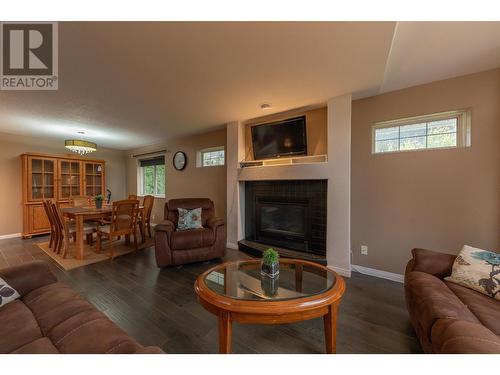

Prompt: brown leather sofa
xmin=0 ymin=261 xmax=164 ymax=354
xmin=154 ymin=198 xmax=225 ymax=267
xmin=405 ymin=248 xmax=500 ymax=353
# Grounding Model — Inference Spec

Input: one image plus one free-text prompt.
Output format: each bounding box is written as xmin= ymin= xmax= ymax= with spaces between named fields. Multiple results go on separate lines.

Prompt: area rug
xmin=36 ymin=237 xmax=155 ymax=271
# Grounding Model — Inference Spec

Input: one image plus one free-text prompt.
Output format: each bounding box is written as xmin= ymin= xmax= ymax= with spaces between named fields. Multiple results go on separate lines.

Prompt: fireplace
xmin=256 ymin=197 xmax=310 ymax=251
xmin=243 ymin=180 xmax=327 ymax=256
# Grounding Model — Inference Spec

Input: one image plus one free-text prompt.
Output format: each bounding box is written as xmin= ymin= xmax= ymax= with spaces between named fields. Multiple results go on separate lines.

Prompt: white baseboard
xmin=352 ymin=264 xmax=404 ymax=283
xmin=327 ymin=265 xmax=351 ymax=278
xmin=0 ymin=233 xmax=22 ymax=240
xmin=227 ymin=242 xmax=239 ymax=250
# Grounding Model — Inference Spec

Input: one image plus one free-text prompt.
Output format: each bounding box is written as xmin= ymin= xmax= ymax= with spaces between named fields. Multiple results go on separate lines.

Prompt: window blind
xmin=139 ymin=156 xmax=165 ymax=167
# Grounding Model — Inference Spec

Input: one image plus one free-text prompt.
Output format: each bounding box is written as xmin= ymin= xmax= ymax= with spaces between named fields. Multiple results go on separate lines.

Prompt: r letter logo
xmin=1 ymin=22 xmax=58 ymax=90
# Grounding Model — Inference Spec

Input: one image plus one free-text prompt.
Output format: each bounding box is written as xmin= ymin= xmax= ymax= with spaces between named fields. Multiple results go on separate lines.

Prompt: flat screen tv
xmin=251 ymin=116 xmax=307 ymax=160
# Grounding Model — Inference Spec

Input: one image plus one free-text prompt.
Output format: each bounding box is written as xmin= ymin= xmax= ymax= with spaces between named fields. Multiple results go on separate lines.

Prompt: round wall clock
xmin=173 ymin=151 xmax=187 ymax=171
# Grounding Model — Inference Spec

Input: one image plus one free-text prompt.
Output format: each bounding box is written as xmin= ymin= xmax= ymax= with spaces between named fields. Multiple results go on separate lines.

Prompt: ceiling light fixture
xmin=260 ymin=103 xmax=271 ymax=110
xmin=65 ymin=139 xmax=97 ymax=155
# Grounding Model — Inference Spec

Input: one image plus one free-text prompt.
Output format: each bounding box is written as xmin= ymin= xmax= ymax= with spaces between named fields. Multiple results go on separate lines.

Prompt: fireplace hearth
xmin=243 ymin=180 xmax=327 ymax=256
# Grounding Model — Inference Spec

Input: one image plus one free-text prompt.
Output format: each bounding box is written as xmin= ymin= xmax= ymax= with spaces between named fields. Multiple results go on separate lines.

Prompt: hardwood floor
xmin=0 ymin=236 xmax=422 ymax=354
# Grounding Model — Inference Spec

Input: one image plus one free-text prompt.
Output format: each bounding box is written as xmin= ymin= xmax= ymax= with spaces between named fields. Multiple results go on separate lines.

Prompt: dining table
xmin=62 ymin=204 xmax=146 ymax=260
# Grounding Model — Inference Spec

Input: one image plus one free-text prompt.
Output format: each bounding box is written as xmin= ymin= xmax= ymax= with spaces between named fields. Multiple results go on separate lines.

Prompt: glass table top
xmin=204 ymin=260 xmax=335 ymax=301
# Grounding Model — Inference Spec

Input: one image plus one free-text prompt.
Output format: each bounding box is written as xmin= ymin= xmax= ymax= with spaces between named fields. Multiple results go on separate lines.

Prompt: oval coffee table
xmin=194 ymin=258 xmax=345 ymax=354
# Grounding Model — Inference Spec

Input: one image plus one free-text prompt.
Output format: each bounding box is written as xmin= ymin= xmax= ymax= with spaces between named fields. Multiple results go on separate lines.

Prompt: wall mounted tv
xmin=251 ymin=116 xmax=307 ymax=160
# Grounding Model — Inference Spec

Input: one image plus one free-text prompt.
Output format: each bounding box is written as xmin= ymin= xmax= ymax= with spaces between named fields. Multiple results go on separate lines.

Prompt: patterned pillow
xmin=0 ymin=277 xmax=20 ymax=308
xmin=445 ymin=245 xmax=500 ymax=300
xmin=177 ymin=207 xmax=203 ymax=231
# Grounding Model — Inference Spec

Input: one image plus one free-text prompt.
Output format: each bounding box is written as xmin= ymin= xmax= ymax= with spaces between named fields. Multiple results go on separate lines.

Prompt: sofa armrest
xmin=0 ymin=260 xmax=57 ymax=296
xmin=207 ymin=217 xmax=224 ymax=229
xmin=406 ymin=248 xmax=456 ymax=279
xmin=134 ymin=346 xmax=165 ymax=354
xmin=154 ymin=219 xmax=175 ymax=233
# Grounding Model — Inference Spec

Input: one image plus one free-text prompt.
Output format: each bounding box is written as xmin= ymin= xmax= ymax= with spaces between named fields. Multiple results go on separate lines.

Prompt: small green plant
xmin=94 ymin=194 xmax=104 ymax=202
xmin=262 ymin=248 xmax=279 ymax=265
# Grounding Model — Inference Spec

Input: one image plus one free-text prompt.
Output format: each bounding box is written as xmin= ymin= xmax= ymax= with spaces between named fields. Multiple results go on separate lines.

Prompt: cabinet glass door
xmin=84 ymin=162 xmax=104 ymax=196
xmin=30 ymin=157 xmax=55 ymax=200
xmin=59 ymin=160 xmax=81 ymax=199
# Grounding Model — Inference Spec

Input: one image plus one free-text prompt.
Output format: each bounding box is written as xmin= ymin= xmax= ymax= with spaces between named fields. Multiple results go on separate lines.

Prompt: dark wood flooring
xmin=0 ymin=236 xmax=422 ymax=354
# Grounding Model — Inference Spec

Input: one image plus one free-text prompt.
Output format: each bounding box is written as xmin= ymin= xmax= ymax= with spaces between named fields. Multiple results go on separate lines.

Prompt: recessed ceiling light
xmin=260 ymin=103 xmax=271 ymax=110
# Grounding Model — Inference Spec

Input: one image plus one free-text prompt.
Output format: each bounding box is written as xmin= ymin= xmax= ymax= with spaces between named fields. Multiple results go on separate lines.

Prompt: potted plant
xmin=94 ymin=194 xmax=104 ymax=209
xmin=261 ymin=248 xmax=280 ymax=278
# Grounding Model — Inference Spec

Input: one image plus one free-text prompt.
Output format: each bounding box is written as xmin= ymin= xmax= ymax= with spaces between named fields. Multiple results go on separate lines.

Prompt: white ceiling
xmin=0 ymin=21 xmax=499 ymax=150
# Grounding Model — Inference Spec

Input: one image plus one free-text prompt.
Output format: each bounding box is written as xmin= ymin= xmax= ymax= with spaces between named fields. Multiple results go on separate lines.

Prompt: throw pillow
xmin=0 ymin=277 xmax=20 ymax=308
xmin=177 ymin=207 xmax=203 ymax=231
xmin=445 ymin=245 xmax=500 ymax=301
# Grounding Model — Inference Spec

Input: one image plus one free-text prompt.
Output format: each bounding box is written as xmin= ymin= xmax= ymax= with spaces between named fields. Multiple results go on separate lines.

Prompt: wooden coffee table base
xmin=211 ymin=300 xmax=341 ymax=354
xmin=218 ymin=311 xmax=232 ymax=354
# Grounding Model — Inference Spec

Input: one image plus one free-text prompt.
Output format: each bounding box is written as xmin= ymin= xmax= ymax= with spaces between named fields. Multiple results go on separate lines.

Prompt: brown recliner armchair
xmin=154 ymin=198 xmax=226 ymax=267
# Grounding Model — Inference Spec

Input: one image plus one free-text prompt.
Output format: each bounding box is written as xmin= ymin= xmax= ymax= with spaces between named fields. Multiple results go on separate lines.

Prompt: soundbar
xmin=239 ymin=160 xmax=263 ymax=168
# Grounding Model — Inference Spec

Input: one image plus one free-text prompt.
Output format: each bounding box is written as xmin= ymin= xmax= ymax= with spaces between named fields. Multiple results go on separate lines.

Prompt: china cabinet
xmin=21 ymin=153 xmax=106 ymax=238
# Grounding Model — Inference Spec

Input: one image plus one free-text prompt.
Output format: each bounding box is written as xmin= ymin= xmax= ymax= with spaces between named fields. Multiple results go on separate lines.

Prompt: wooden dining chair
xmin=142 ymin=195 xmax=155 ymax=238
xmin=50 ymin=201 xmax=95 ymax=258
xmin=42 ymin=199 xmax=57 ymax=250
xmin=96 ymin=199 xmax=139 ymax=260
xmin=71 ymin=196 xmax=90 ymax=207
xmin=128 ymin=194 xmax=138 ymax=200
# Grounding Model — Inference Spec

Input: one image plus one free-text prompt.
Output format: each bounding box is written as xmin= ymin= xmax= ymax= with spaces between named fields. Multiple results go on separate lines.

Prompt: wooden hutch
xmin=21 ymin=152 xmax=106 ymax=238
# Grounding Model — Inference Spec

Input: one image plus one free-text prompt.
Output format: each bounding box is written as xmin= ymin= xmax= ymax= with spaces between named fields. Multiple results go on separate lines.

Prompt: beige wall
xmin=244 ymin=107 xmax=327 ymax=160
xmin=0 ymin=132 xmax=128 ymax=236
xmin=351 ymin=68 xmax=500 ymax=274
xmin=127 ymin=128 xmax=227 ymax=224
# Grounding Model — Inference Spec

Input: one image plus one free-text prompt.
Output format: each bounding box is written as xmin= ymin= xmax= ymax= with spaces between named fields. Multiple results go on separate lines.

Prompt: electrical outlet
xmin=361 ymin=245 xmax=368 ymax=255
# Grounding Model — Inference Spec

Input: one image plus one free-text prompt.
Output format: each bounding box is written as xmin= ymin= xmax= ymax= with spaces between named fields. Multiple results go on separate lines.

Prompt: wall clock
xmin=173 ymin=151 xmax=187 ymax=171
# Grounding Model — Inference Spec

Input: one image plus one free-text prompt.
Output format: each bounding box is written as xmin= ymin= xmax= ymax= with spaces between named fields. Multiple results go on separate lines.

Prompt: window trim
xmin=196 ymin=146 xmax=225 ymax=168
xmin=137 ymin=158 xmax=166 ymax=198
xmin=371 ymin=109 xmax=471 ymax=154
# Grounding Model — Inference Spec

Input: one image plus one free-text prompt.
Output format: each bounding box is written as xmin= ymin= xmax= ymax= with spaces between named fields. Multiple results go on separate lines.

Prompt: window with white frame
xmin=138 ymin=155 xmax=165 ymax=197
xmin=372 ymin=109 xmax=471 ymax=154
xmin=197 ymin=146 xmax=225 ymax=167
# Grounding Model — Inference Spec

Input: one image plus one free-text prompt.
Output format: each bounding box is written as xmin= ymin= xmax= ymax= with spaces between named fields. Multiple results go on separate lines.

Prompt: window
xmin=197 ymin=146 xmax=225 ymax=167
xmin=206 ymin=271 xmax=224 ymax=286
xmin=372 ymin=109 xmax=471 ymax=154
xmin=138 ymin=155 xmax=165 ymax=197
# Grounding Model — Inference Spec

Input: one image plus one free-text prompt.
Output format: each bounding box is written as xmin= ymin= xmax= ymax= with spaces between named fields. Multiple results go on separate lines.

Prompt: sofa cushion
xmin=11 ymin=338 xmax=59 ymax=354
xmin=445 ymin=280 xmax=500 ymax=335
xmin=171 ymin=228 xmax=215 ymax=250
xmin=431 ymin=318 xmax=500 ymax=354
xmin=0 ymin=299 xmax=43 ymax=353
xmin=405 ymin=271 xmax=480 ymax=338
xmin=445 ymin=245 xmax=500 ymax=301
xmin=22 ymin=282 xmax=97 ymax=336
xmin=22 ymin=282 xmax=143 ymax=354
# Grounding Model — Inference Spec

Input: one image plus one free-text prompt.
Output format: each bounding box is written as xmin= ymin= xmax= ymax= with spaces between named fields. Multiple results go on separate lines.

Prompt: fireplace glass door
xmin=256 ymin=198 xmax=310 ymax=251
